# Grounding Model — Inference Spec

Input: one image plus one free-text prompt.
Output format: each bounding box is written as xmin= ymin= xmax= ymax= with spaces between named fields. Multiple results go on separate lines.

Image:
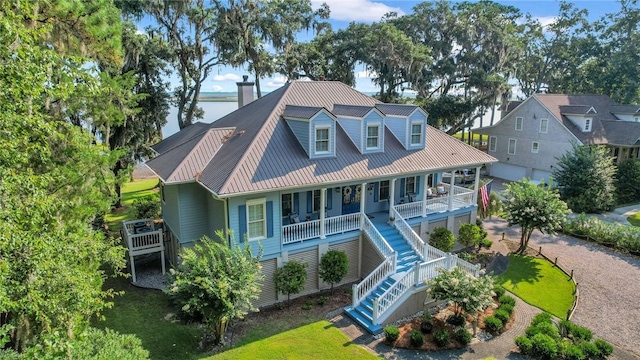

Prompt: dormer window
xmin=515 ymin=117 xmax=523 ymax=131
xmin=366 ymin=124 xmax=380 ymax=149
xmin=410 ymin=122 xmax=423 ymax=145
xmin=315 ymin=126 xmax=330 ymax=153
xmin=584 ymin=119 xmax=591 ymax=132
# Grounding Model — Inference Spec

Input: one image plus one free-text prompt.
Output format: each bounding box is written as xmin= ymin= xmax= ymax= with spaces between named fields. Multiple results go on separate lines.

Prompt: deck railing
xmin=362 ymin=216 xmax=394 ymax=259
xmin=352 ymin=254 xmax=396 ymax=307
xmin=122 ymin=219 xmax=164 ymax=256
xmin=282 ymin=219 xmax=321 ymax=244
xmin=372 ymin=266 xmax=415 ymax=324
xmin=325 ymin=213 xmax=361 ymax=236
xmin=391 ymin=207 xmax=426 ymax=261
xmin=394 ymin=201 xmax=423 ymax=219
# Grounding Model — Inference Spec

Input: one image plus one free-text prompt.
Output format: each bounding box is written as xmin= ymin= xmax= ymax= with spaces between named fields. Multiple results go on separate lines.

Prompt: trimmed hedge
xmin=564 ymin=214 xmax=640 ymax=253
xmin=384 ymin=326 xmax=399 ymax=343
xmin=484 ymin=316 xmax=503 ymax=333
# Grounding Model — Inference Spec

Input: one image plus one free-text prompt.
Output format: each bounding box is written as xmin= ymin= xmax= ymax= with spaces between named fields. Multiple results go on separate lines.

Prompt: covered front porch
xmin=281 ymin=171 xmax=478 ymax=245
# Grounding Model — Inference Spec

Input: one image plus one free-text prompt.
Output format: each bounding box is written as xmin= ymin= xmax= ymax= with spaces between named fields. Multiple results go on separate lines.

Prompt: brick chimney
xmin=236 ymin=75 xmax=255 ymax=108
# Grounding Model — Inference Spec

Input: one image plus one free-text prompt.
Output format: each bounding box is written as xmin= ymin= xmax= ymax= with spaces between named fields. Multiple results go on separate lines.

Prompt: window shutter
xmin=400 ymin=178 xmax=406 ymax=197
xmin=415 ymin=176 xmax=421 ymax=194
xmin=266 ymin=201 xmax=273 ymax=237
xmin=238 ymin=205 xmax=247 ymax=241
xmin=307 ymin=191 xmax=313 ymax=213
xmin=374 ymin=182 xmax=379 ymax=202
xmin=293 ymin=193 xmax=299 ymax=214
xmin=326 ymin=190 xmax=332 ymax=210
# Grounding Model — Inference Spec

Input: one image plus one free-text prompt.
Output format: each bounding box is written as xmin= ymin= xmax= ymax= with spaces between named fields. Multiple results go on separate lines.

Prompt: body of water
xmin=163 ymin=101 xmax=238 ymax=138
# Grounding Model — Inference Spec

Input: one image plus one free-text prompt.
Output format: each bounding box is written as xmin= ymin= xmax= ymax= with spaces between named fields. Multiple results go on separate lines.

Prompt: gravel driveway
xmin=484 ymin=218 xmax=640 ymax=359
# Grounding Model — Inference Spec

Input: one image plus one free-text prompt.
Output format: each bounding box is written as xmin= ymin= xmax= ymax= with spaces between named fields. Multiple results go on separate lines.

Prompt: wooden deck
xmin=122 ymin=219 xmax=165 ymax=282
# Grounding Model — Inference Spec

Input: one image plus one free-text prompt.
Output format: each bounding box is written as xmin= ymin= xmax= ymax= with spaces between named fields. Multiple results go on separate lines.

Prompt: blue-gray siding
xmin=178 ymin=183 xmax=210 ymax=244
xmin=385 ymin=116 xmax=407 ymax=147
xmin=207 ymin=195 xmax=226 ymax=240
xmin=228 ymin=192 xmax=281 ymax=256
xmin=162 ymin=184 xmax=181 ymax=240
xmin=336 ymin=117 xmax=362 ymax=151
xmin=285 ymin=119 xmax=310 ymax=155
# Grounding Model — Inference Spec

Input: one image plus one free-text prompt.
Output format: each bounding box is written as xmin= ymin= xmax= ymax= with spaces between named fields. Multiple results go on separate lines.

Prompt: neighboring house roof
xmin=610 ymin=105 xmax=640 ymax=114
xmin=148 ymin=81 xmax=496 ymax=197
xmin=599 ymin=121 xmax=640 ymax=145
xmin=559 ymin=105 xmax=597 ymax=115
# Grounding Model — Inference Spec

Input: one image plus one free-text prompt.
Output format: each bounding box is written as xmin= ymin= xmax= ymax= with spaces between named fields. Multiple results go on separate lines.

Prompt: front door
xmin=342 ymin=185 xmax=362 ymax=214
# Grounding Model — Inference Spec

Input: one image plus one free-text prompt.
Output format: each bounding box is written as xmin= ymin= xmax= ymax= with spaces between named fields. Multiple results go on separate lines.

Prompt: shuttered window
xmin=247 ymin=198 xmax=266 ymax=240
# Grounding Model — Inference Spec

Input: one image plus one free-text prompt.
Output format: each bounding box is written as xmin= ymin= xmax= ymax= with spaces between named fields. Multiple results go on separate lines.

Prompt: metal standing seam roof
xmin=147 ymin=81 xmax=497 ymax=197
xmin=332 ymin=104 xmax=378 ymax=118
xmin=375 ymin=103 xmax=420 ymax=116
xmin=150 ymin=121 xmax=210 ymax=154
xmin=282 ymin=105 xmax=325 ymax=119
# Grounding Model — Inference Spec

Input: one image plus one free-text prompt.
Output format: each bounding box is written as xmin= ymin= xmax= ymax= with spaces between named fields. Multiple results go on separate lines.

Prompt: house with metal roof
xmin=145 ymin=80 xmax=497 ymax=333
xmin=474 ymin=94 xmax=640 ymax=182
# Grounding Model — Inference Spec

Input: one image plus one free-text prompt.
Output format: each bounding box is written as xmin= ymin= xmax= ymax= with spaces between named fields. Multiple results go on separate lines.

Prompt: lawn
xmin=94 ymin=277 xmax=205 ymax=360
xmin=627 ymin=212 xmax=640 ymax=226
xmin=206 ymin=321 xmax=377 ymax=360
xmin=495 ymin=254 xmax=575 ymax=318
xmin=105 ymin=178 xmax=159 ymax=232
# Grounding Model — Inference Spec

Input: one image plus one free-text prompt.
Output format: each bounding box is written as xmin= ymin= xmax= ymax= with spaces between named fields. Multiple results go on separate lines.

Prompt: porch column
xmin=422 ymin=173 xmax=429 ymax=218
xmin=320 ymin=188 xmax=326 ymax=239
xmin=389 ymin=178 xmax=396 ymax=220
xmin=360 ymin=182 xmax=367 ymax=214
xmin=448 ymin=170 xmax=455 ymax=211
xmin=472 ymin=166 xmax=481 ymax=205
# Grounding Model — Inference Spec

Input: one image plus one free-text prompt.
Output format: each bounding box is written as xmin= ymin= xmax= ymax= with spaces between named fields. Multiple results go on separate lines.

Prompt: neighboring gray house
xmin=475 ymin=94 xmax=640 ymax=182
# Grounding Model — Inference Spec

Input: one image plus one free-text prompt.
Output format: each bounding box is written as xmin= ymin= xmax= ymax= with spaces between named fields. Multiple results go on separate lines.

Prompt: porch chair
xmin=289 ymin=212 xmax=300 ymax=224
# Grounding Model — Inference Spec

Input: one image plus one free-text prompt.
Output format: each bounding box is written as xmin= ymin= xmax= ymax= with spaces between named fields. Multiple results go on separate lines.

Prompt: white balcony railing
xmin=395 ymin=201 xmax=423 ymax=219
xmin=325 ymin=213 xmax=361 ymax=236
xmin=352 ymin=254 xmax=396 ymax=308
xmin=282 ymin=219 xmax=321 ymax=244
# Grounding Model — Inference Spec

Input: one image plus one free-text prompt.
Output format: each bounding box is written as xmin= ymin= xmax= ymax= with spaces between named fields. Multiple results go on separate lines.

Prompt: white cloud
xmin=537 ymin=16 xmax=556 ymax=29
xmin=266 ymin=76 xmax=288 ymax=88
xmin=312 ymin=0 xmax=404 ymax=22
xmin=211 ymin=85 xmax=224 ymax=91
xmin=212 ymin=73 xmax=242 ymax=82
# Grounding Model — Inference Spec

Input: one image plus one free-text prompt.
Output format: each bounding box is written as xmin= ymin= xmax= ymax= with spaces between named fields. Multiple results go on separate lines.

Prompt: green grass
xmin=206 ymin=321 xmax=377 ymax=360
xmin=94 ymin=277 xmax=204 ymax=360
xmin=105 ymin=178 xmax=159 ymax=232
xmin=495 ymin=254 xmax=575 ymax=318
xmin=627 ymin=212 xmax=640 ymax=226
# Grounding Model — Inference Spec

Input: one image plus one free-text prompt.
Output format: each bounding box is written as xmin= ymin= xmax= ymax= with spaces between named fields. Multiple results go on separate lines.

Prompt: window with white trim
xmin=410 ymin=122 xmax=422 ymax=145
xmin=281 ymin=193 xmax=293 ymax=217
xmin=515 ymin=117 xmax=523 ymax=131
xmin=584 ymin=119 xmax=591 ymax=131
xmin=540 ymin=118 xmax=548 ymax=133
xmin=315 ymin=126 xmax=330 ymax=153
xmin=379 ymin=180 xmax=389 ymax=200
xmin=246 ymin=199 xmax=266 ymax=240
xmin=489 ymin=136 xmax=497 ymax=152
xmin=532 ymin=142 xmax=539 ymax=153
xmin=508 ymin=138 xmax=516 ymax=155
xmin=366 ymin=124 xmax=379 ymax=149
xmin=405 ymin=176 xmax=416 ymax=194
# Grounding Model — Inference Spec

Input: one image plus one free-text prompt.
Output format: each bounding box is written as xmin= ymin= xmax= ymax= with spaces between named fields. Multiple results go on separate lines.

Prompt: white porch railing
xmin=325 ymin=213 xmax=361 ymax=236
xmin=373 ymin=266 xmax=415 ymax=324
xmin=352 ymin=254 xmax=396 ymax=307
xmin=391 ymin=207 xmax=427 ymax=262
xmin=122 ymin=219 xmax=165 ymax=283
xmin=282 ymin=219 xmax=321 ymax=244
xmin=362 ymin=216 xmax=394 ymax=259
xmin=394 ymin=201 xmax=423 ymax=219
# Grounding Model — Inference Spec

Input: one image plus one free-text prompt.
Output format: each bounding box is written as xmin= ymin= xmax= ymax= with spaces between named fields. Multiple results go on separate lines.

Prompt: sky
xmin=144 ymin=0 xmax=622 ymax=94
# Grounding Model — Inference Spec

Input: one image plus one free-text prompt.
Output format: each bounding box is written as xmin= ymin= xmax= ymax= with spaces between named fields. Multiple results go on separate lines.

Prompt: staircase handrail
xmin=362 ymin=216 xmax=394 ymax=259
xmin=390 ymin=207 xmax=427 ymax=261
xmin=351 ymin=253 xmax=397 ymax=307
xmin=372 ymin=266 xmax=416 ymax=325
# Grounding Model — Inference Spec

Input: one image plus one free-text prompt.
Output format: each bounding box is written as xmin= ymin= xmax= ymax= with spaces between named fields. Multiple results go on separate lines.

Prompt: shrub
xmin=530 ymin=312 xmax=553 ymax=327
xmin=616 ymin=158 xmax=640 ymax=204
xmin=316 ymin=296 xmax=328 ymax=306
xmin=483 ymin=316 xmax=503 ymax=333
xmin=493 ymin=285 xmax=506 ymax=298
xmin=498 ymin=303 xmax=514 ymax=316
xmin=319 ymin=250 xmax=349 ymax=294
xmin=579 ymin=341 xmax=600 ymax=358
xmin=458 ymin=252 xmax=476 ymax=262
xmin=563 ymin=213 xmax=640 ymax=253
xmin=482 ymin=239 xmax=493 ymax=248
xmin=458 ymin=223 xmax=482 ymax=249
xmin=421 ymin=313 xmax=433 ymax=333
xmin=384 ymin=326 xmax=399 ymax=343
xmin=559 ymin=341 xmax=585 ymax=360
xmin=429 ymin=227 xmax=455 ymax=252
xmin=594 ymin=339 xmax=613 ymax=357
xmin=493 ymin=309 xmax=510 ymax=325
xmin=530 ymin=333 xmax=558 ymax=359
xmin=454 ymin=328 xmax=472 ymax=346
xmin=515 ymin=335 xmax=533 ymax=355
xmin=498 ymin=294 xmax=516 ymax=307
xmin=559 ymin=320 xmax=592 ymax=342
xmin=526 ymin=322 xmax=560 ymax=340
xmin=132 ymin=195 xmax=161 ymax=219
xmin=447 ymin=313 xmax=466 ymax=326
xmin=274 ymin=260 xmax=308 ymax=303
xmin=434 ymin=329 xmax=450 ymax=347
xmin=409 ymin=330 xmax=424 ymax=347
xmin=301 ymin=300 xmax=313 ymax=310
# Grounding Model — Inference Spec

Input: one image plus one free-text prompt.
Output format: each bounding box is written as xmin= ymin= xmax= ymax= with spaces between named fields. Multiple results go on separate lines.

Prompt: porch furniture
xmin=289 ymin=212 xmax=300 ymax=224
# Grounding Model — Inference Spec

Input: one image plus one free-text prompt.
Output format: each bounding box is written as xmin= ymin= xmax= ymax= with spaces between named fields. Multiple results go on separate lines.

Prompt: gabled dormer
xmin=560 ymin=105 xmax=596 ymax=132
xmin=332 ymin=104 xmax=385 ymax=154
xmin=376 ymin=104 xmax=428 ymax=150
xmin=283 ymin=105 xmax=336 ymax=159
xmin=610 ymin=105 xmax=640 ymax=122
